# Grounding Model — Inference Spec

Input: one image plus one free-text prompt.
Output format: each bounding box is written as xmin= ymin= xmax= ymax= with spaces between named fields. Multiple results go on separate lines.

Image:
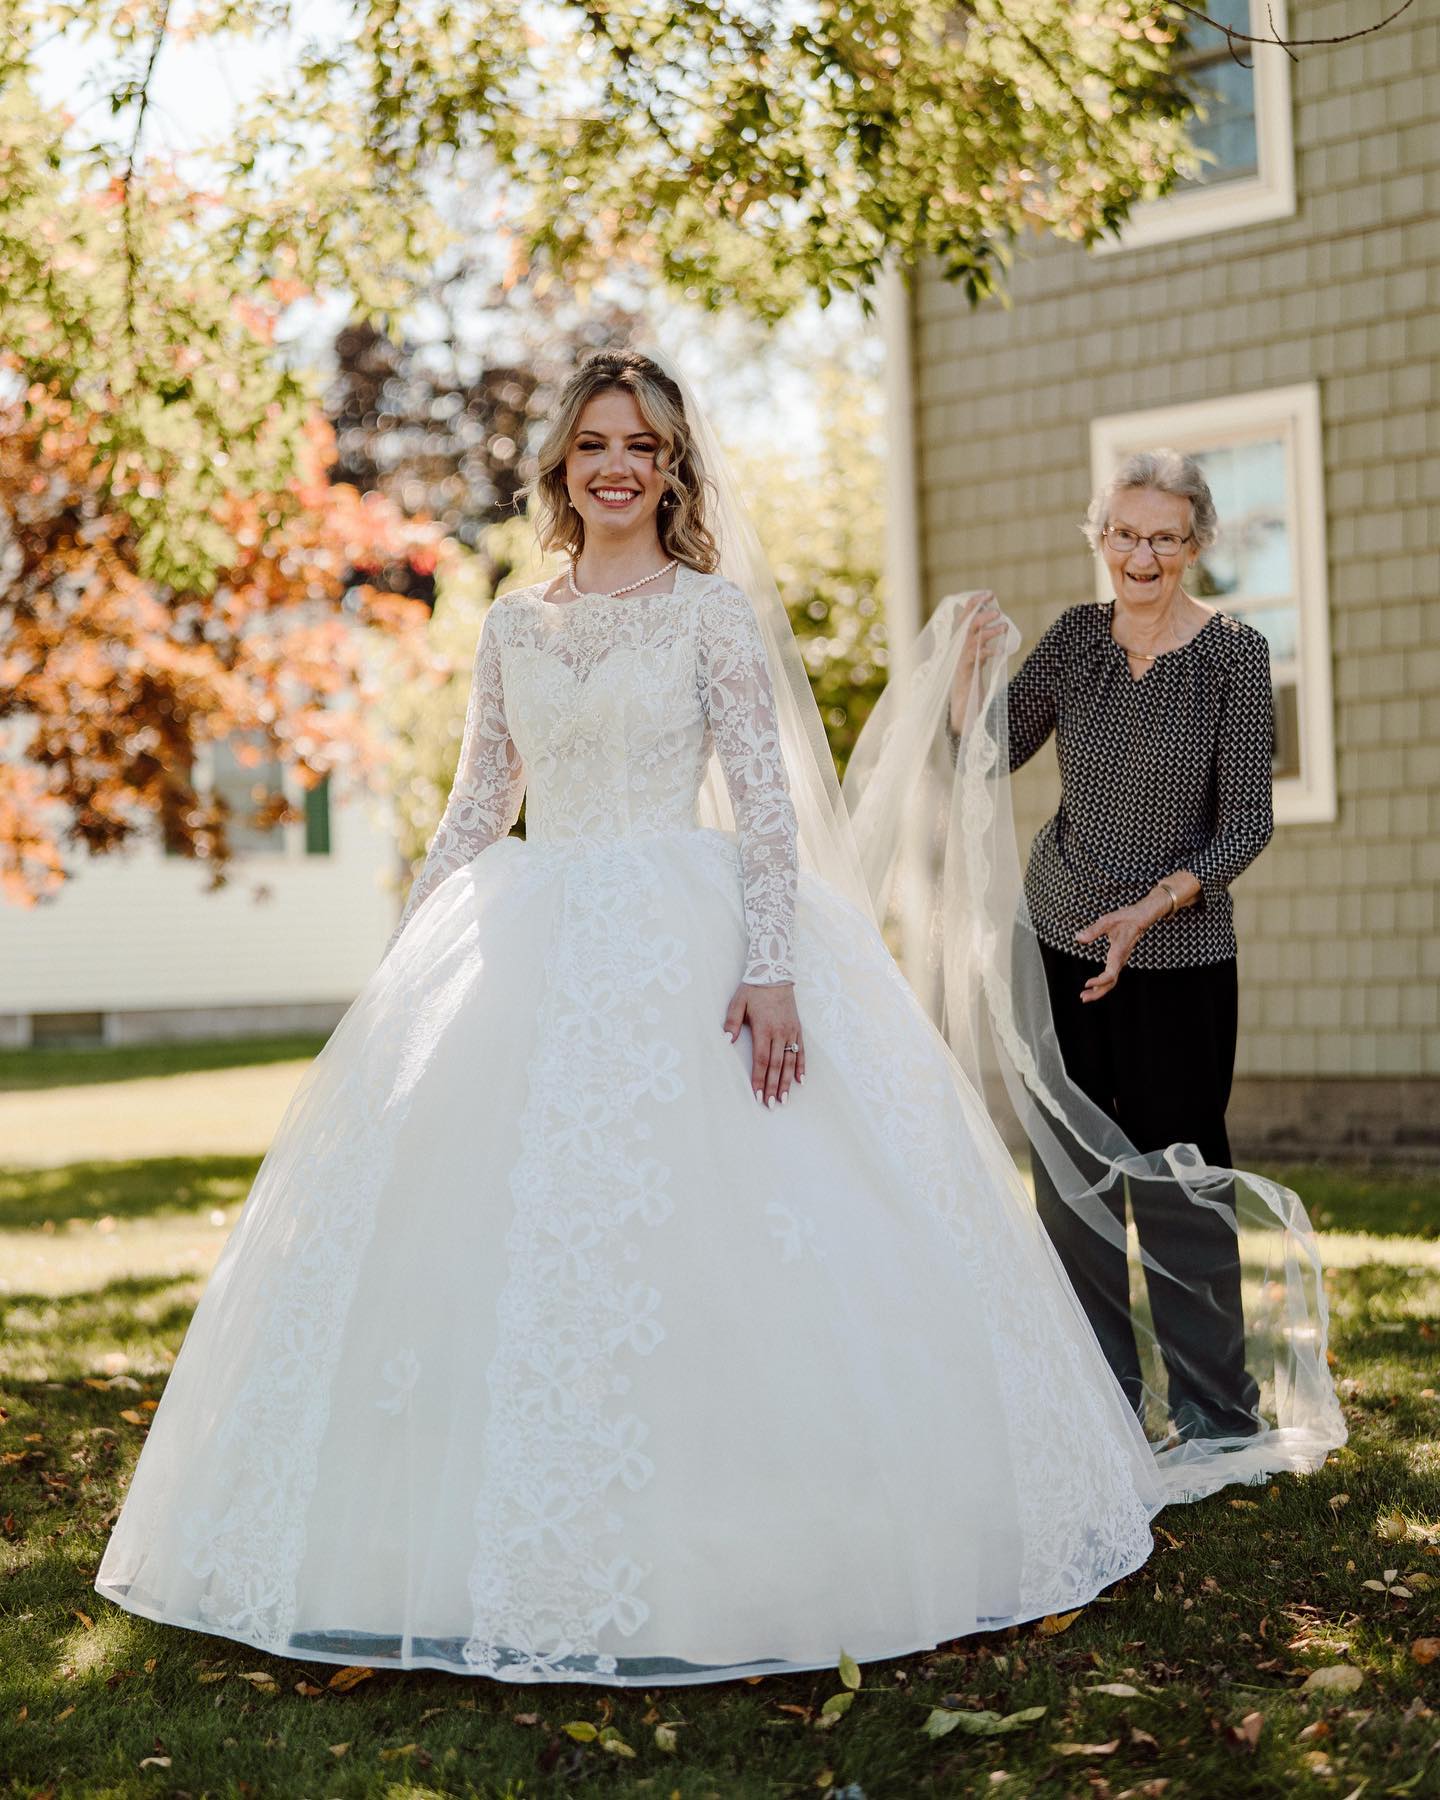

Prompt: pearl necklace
xmin=567 ymin=557 xmax=678 ymax=600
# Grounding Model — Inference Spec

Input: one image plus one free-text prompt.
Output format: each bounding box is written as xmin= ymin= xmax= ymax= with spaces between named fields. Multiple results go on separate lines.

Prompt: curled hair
xmin=527 ymin=350 xmax=720 ymax=572
xmin=1081 ymin=448 xmax=1219 ymax=552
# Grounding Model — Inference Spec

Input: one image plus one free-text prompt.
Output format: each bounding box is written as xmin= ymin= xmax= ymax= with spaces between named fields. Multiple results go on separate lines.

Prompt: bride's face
xmin=564 ymin=389 xmax=668 ymax=544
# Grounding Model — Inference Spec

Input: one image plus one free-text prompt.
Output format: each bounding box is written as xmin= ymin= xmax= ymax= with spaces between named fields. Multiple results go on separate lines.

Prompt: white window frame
xmin=1098 ymin=0 xmax=1295 ymax=254
xmin=1090 ymin=383 xmax=1336 ymax=826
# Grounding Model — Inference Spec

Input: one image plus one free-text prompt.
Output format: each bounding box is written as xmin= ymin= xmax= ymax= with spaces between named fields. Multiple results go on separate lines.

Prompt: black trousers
xmin=1031 ymin=942 xmax=1261 ymax=1439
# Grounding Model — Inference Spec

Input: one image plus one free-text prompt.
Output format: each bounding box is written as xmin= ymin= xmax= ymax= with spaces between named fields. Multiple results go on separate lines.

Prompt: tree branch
xmin=1169 ymin=0 xmax=1414 ymax=70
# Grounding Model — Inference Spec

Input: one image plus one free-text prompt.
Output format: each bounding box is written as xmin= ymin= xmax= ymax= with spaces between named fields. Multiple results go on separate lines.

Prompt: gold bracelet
xmin=1158 ymin=879 xmax=1179 ymax=916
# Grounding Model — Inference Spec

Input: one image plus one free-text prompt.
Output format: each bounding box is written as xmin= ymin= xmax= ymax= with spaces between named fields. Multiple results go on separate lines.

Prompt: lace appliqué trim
xmin=463 ymin=840 xmax=689 ymax=1680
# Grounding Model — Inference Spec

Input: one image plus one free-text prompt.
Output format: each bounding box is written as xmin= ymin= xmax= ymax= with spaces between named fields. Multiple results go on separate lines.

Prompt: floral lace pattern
xmin=463 ymin=841 xmax=689 ymax=1679
xmin=796 ymin=881 xmax=1156 ymax=1615
xmin=391 ymin=567 xmax=798 ymax=985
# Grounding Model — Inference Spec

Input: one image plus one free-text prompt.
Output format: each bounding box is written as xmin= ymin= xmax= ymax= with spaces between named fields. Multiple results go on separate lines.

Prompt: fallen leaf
xmin=1229 ymin=1499 xmax=1259 ymax=1510
xmin=1378 ymin=1511 xmax=1410 ymax=1542
xmin=327 ymin=1665 xmax=375 ymax=1692
xmin=118 ymin=1410 xmax=147 ymax=1426
xmin=378 ymin=1743 xmax=419 ymax=1761
xmin=1301 ymin=1664 xmax=1363 ymax=1695
xmin=1328 ymin=1493 xmax=1351 ymax=1513
xmin=924 ymin=1706 xmax=1047 ymax=1739
xmin=1130 ymin=1726 xmax=1159 ymax=1752
xmin=1298 ymin=1721 xmax=1331 ymax=1742
xmin=327 ymin=1744 xmax=350 ymax=1757
xmin=563 ymin=1721 xmax=598 ymax=1742
xmin=1058 ymin=1739 xmax=1121 ymax=1756
xmin=598 ymin=1727 xmax=636 ymax=1757
xmin=1411 ymin=1638 xmax=1440 ymax=1665
xmin=70 ymin=1610 xmax=93 ymax=1630
xmin=293 ymin=1681 xmax=323 ymax=1697
xmin=512 ymin=1712 xmax=541 ymax=1726
xmin=1039 ymin=1609 xmax=1083 ymax=1635
xmin=137 ymin=1758 xmax=172 ymax=1770
xmin=1226 ymin=1711 xmax=1264 ymax=1751
xmin=818 ymin=1692 xmax=855 ymax=1726
xmin=1089 ymin=1683 xmax=1142 ymax=1697
xmin=54 ymin=1705 xmax=76 ymax=1722
xmin=655 ymin=1723 xmax=680 ymax=1752
xmin=196 ymin=1671 xmax=226 ymax=1685
xmin=418 ymin=1706 xmax=447 ymax=1723
xmin=143 ymin=1658 xmax=156 ymax=1673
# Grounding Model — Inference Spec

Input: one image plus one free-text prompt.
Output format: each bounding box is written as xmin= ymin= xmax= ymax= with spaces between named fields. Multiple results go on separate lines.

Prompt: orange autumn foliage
xmin=0 ymin=385 xmax=437 ymax=903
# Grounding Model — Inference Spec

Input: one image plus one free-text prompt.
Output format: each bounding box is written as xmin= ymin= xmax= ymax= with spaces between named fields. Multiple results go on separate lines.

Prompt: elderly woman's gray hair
xmin=1081 ymin=449 xmax=1219 ymax=552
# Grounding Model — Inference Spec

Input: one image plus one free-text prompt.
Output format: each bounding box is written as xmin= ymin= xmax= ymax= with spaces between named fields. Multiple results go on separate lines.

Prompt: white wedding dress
xmin=96 ymin=565 xmax=1165 ymax=1683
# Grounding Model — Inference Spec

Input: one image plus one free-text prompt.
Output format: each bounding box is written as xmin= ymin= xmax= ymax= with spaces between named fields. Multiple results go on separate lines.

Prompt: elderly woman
xmin=951 ymin=449 xmax=1273 ymax=1443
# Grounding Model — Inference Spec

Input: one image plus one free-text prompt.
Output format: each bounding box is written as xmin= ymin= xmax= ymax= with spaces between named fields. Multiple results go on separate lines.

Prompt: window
xmin=212 ymin=738 xmax=288 ymax=855
xmin=1091 ymin=384 xmax=1336 ymax=825
xmin=1099 ymin=0 xmax=1295 ymax=252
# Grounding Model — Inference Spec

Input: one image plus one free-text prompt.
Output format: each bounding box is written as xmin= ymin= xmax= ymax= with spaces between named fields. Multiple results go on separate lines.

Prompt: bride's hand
xmin=948 ymin=591 xmax=1007 ymax=735
xmin=723 ymin=982 xmax=804 ymax=1108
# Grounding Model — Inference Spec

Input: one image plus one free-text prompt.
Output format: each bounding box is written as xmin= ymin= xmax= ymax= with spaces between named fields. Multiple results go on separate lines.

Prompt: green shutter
xmin=304 ymin=777 xmax=332 ymax=855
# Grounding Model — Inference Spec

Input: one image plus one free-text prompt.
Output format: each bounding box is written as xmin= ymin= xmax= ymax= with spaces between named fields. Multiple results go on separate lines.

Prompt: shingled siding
xmin=909 ymin=0 xmax=1439 ymax=1156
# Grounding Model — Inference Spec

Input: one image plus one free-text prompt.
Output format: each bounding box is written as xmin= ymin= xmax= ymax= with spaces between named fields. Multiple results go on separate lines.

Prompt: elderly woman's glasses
xmin=1103 ymin=525 xmax=1194 ymax=558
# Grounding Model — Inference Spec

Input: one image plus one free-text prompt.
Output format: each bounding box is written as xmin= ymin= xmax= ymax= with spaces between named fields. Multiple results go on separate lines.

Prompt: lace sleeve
xmin=385 ymin=605 xmax=525 ymax=957
xmin=697 ymin=581 xmax=798 ymax=985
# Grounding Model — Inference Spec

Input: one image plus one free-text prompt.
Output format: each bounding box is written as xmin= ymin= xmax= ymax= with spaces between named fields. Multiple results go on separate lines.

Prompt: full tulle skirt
xmin=96 ymin=827 xmax=1162 ymax=1683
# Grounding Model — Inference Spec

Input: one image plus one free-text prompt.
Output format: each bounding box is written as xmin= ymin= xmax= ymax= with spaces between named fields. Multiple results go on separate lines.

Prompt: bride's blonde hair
xmin=528 ymin=350 xmax=720 ymax=572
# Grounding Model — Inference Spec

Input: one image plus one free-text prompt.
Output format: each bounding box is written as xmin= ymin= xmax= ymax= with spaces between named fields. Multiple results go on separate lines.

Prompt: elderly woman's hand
xmin=724 ymin=981 xmax=804 ymax=1106
xmin=1074 ymin=871 xmax=1201 ymax=1001
xmin=948 ymin=592 xmax=1009 ymax=736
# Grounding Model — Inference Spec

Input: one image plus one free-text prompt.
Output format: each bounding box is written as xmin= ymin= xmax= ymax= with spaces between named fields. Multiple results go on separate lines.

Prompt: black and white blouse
xmin=1000 ymin=602 xmax=1275 ymax=970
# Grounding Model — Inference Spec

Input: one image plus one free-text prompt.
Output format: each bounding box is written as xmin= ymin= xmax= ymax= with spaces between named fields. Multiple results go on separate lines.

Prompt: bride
xmin=94 ymin=348 xmax=1336 ymax=1685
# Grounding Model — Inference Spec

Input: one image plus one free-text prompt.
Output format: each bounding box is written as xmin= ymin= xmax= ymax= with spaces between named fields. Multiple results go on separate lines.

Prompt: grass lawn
xmin=1 ymin=1057 xmax=1437 ymax=1798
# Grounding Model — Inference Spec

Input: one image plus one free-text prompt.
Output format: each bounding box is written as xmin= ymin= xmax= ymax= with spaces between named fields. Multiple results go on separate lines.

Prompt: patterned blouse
xmin=1002 ymin=602 xmax=1275 ymax=970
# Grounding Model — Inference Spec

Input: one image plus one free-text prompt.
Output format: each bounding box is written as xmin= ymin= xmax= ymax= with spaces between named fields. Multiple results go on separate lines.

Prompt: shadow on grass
xmin=0 ymin=1228 xmax=1437 ymax=1796
xmin=1 ymin=1272 xmax=202 ymax=1386
xmin=0 ymin=1155 xmax=261 ymax=1229
xmin=0 ymin=1033 xmax=329 ymax=1093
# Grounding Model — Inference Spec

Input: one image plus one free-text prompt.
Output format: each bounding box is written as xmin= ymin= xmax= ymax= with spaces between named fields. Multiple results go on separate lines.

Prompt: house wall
xmin=0 ymin=780 xmax=397 ymax=1046
xmin=909 ymin=0 xmax=1439 ymax=1155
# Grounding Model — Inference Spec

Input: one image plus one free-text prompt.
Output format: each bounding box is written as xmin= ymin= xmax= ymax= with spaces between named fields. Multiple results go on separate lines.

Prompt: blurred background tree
xmin=0 ymin=0 xmax=1225 ymax=896
xmin=1 ymin=0 xmax=1200 ymax=587
xmin=0 ymin=387 xmax=434 ymax=901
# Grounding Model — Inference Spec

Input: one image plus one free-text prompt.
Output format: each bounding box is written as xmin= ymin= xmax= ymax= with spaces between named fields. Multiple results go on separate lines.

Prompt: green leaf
xmin=820 ymin=1691 xmax=855 ymax=1718
xmin=562 ymin=1720 xmax=598 ymax=1741
xmin=837 ymin=1649 xmax=862 ymax=1691
xmin=923 ymin=1705 xmax=1048 ymax=1739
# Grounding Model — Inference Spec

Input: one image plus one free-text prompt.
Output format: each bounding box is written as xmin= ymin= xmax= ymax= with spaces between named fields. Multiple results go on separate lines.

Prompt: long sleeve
xmin=945 ymin=611 xmax=1064 ymax=772
xmin=1000 ymin=617 xmax=1066 ymax=772
xmin=386 ymin=606 xmax=525 ymax=957
xmin=1181 ymin=627 xmax=1275 ymax=905
xmin=697 ymin=583 xmax=798 ymax=985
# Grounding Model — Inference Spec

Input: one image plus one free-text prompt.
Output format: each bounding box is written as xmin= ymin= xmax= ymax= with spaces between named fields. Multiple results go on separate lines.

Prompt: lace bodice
xmin=390 ymin=566 xmax=798 ymax=984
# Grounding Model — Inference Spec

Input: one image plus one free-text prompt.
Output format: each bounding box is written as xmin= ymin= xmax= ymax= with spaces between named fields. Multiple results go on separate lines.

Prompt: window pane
xmin=1272 ymin=680 xmax=1301 ymax=781
xmin=213 ymin=739 xmax=286 ymax=854
xmin=1190 ymin=437 xmax=1292 ymax=600
xmin=1177 ymin=0 xmax=1259 ymax=187
xmin=1236 ymin=603 xmax=1299 ymax=663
